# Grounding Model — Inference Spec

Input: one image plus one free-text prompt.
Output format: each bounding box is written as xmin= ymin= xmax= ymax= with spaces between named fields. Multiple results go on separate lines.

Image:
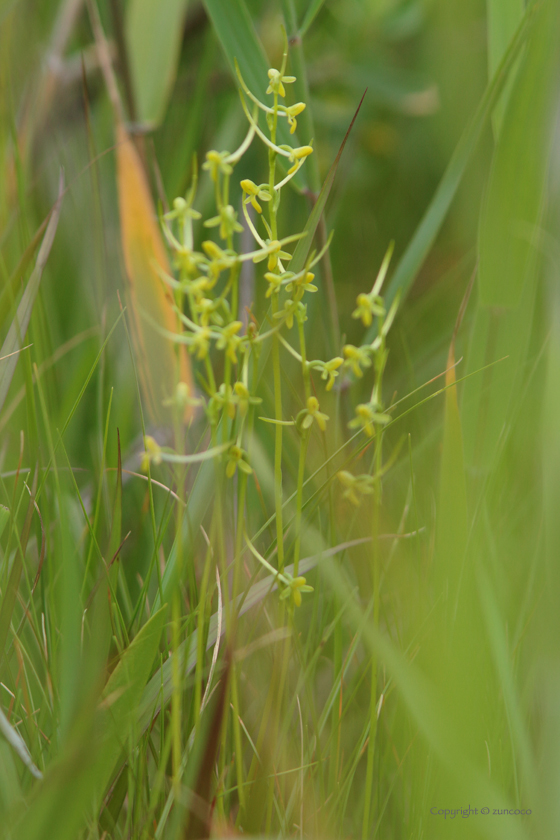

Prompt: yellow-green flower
xmin=240 ymin=179 xmax=272 ymax=214
xmin=285 ymin=271 xmax=318 ymax=299
xmin=226 ymin=444 xmax=252 ymax=478
xmin=287 ymin=144 xmax=314 ymax=175
xmin=337 ymin=470 xmax=375 ymax=506
xmin=317 ymin=357 xmax=344 ymax=391
xmin=216 ymin=321 xmax=243 ymax=364
xmin=141 ymin=436 xmax=162 ymax=472
xmin=283 ymin=102 xmax=306 ymax=134
xmin=273 ymin=298 xmax=298 ymax=330
xmin=279 ymin=572 xmax=313 ymax=607
xmin=204 ymin=204 xmax=244 ymax=241
xmin=233 ymin=381 xmax=262 ymax=418
xmin=298 ymin=396 xmax=329 ymax=432
xmin=202 ymin=150 xmax=233 ymax=182
xmin=352 ymin=292 xmax=385 ymax=327
xmin=187 ymin=326 xmax=211 ymax=360
xmin=343 ymin=344 xmax=373 ymax=378
xmin=266 ymin=67 xmax=296 ymax=98
xmin=163 ymin=382 xmax=204 ymax=411
xmin=348 ymin=403 xmax=391 ymax=437
xmin=264 ymin=271 xmax=285 ymax=297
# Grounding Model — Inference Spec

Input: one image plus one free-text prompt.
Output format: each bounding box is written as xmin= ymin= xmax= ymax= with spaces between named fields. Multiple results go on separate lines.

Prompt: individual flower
xmin=297 ymin=396 xmax=329 ymax=432
xmin=352 ymin=292 xmax=385 ymax=327
xmin=216 ymin=321 xmax=243 ymax=364
xmin=208 ymin=384 xmax=236 ymax=423
xmin=204 ymin=204 xmax=244 ymax=241
xmin=240 ymin=179 xmax=272 ymax=214
xmin=266 ymin=67 xmax=296 ymax=98
xmin=233 ymin=381 xmax=262 ymax=418
xmin=174 ymin=247 xmax=206 ymax=278
xmin=283 ymin=102 xmax=306 ymax=134
xmin=273 ymin=298 xmax=298 ymax=330
xmin=287 ymin=144 xmax=314 ymax=175
xmin=279 ymin=572 xmax=313 ymax=607
xmin=202 ymin=150 xmax=233 ymax=182
xmin=187 ymin=326 xmax=212 ymax=360
xmin=285 ymin=270 xmax=318 ymax=299
xmin=202 ymin=240 xmax=237 ymax=280
xmin=141 ymin=436 xmax=162 ymax=472
xmin=164 ymin=196 xmax=202 ymax=224
xmin=343 ymin=344 xmax=373 ymax=378
xmin=264 ymin=270 xmax=285 ymax=297
xmin=195 ymin=297 xmax=217 ymax=327
xmin=163 ymin=382 xmax=204 ymax=412
xmin=253 ymin=239 xmax=293 ymax=272
xmin=337 ymin=470 xmax=375 ymax=506
xmin=348 ymin=402 xmax=391 ymax=437
xmin=225 ymin=444 xmax=252 ymax=478
xmin=311 ymin=357 xmax=344 ymax=391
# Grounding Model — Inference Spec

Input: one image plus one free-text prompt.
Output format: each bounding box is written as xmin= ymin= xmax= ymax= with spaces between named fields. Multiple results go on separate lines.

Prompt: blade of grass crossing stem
xmin=478 ymin=0 xmax=560 ymax=310
xmin=487 ymin=0 xmax=524 ymax=137
xmin=0 ymin=173 xmax=63 ymax=414
xmin=376 ymin=0 xmax=539 ymax=318
xmin=202 ymin=0 xmax=307 ymax=191
xmin=116 ymin=122 xmax=194 ymax=424
xmin=125 ymin=0 xmax=190 ymax=126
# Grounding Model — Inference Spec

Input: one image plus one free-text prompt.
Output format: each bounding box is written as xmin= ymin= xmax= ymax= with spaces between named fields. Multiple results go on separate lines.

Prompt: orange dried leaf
xmin=116 ymin=124 xmax=193 ymax=423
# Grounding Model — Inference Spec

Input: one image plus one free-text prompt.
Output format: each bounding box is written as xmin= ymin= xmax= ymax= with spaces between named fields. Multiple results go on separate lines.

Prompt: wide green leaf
xmin=126 ymin=0 xmax=190 ymax=126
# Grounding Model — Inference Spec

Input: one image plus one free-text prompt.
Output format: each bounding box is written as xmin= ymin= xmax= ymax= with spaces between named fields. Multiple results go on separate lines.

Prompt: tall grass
xmin=1 ymin=1 xmax=559 ymax=839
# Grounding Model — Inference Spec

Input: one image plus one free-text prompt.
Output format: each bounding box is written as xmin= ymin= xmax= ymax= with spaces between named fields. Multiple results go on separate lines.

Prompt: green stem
xmin=271 ymin=295 xmax=285 ymax=573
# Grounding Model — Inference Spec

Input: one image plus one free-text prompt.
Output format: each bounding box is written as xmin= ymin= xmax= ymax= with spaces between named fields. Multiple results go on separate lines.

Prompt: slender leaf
xmin=299 ymin=0 xmax=327 ymax=38
xmin=0 ymin=173 xmax=64 ymax=414
xmin=487 ymin=0 xmax=524 ymax=136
